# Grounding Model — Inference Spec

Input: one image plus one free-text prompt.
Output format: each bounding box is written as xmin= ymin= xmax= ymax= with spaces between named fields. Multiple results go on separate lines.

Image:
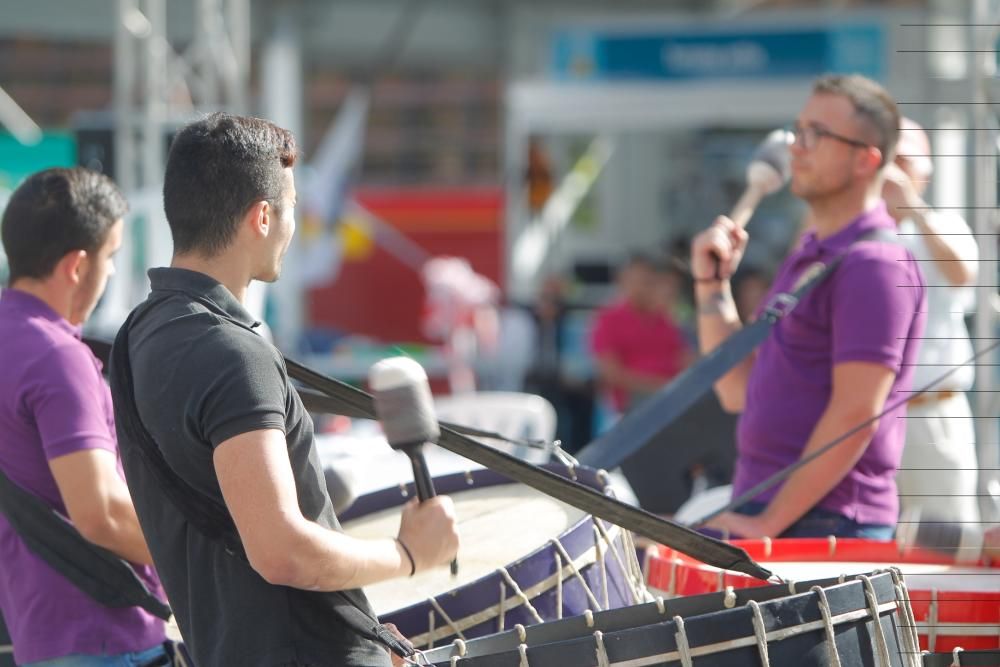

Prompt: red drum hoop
xmin=645 ymin=537 xmax=1000 ymax=652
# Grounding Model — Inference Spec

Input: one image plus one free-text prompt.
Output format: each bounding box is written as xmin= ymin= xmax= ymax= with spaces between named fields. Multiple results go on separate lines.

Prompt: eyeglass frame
xmin=788 ymin=122 xmax=872 ymax=151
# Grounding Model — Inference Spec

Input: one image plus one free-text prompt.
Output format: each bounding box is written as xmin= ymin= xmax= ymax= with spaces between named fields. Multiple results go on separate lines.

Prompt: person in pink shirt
xmin=591 ymin=253 xmax=690 ymax=417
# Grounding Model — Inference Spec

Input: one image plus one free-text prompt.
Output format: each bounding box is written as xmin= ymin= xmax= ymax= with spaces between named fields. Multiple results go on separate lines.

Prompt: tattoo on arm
xmin=697 ymin=291 xmax=730 ymax=316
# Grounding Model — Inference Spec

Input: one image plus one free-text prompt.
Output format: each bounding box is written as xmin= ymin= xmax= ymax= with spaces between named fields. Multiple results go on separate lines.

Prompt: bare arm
xmin=214 ymin=429 xmax=458 ymax=591
xmin=883 ymin=163 xmax=976 ymax=286
xmin=49 ymin=449 xmax=154 ymax=565
xmin=692 ymin=216 xmax=754 ymax=412
xmin=707 ymin=361 xmax=896 ymax=537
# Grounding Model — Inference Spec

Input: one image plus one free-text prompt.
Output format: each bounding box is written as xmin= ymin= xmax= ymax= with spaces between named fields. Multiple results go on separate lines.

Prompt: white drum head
xmin=343 ymin=483 xmax=587 ymax=613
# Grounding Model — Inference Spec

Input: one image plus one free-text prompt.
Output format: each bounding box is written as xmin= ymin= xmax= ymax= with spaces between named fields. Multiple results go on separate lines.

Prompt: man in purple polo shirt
xmin=690 ymin=74 xmax=926 ymax=539
xmin=0 ymin=168 xmax=167 ymax=665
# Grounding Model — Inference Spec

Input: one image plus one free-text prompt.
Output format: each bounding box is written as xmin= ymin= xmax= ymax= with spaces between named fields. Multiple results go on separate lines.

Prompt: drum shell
xmin=421 ymin=570 xmax=911 ymax=666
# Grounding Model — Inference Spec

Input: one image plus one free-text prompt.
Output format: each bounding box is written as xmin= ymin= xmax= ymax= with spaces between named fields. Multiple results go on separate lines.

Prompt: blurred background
xmin=0 ymin=0 xmax=998 ymax=512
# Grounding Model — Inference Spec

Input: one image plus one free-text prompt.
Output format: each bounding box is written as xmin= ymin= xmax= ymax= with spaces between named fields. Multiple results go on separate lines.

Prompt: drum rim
xmin=339 ymin=462 xmax=607 ymax=521
xmin=651 ymin=537 xmax=1000 ymax=569
xmin=646 ymin=536 xmax=1000 ymax=655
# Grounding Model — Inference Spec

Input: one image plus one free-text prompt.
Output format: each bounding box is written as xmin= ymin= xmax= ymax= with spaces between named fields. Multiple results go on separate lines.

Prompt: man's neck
xmin=8 ymin=280 xmax=72 ymax=322
xmin=170 ymin=254 xmax=250 ymax=303
xmin=808 ymin=184 xmax=884 ymax=240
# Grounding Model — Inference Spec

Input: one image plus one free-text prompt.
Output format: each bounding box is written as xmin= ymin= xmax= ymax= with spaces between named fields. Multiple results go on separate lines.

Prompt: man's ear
xmin=244 ymin=200 xmax=270 ymax=238
xmin=56 ymin=249 xmax=87 ymax=285
xmin=859 ymin=146 xmax=883 ymax=176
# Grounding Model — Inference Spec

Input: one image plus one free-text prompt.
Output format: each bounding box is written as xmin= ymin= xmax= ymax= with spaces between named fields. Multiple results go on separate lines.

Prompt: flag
xmin=299 ymin=86 xmax=370 ymax=287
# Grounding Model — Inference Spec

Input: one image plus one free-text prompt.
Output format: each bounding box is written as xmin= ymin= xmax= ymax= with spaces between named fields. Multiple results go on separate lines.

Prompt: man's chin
xmin=259 ymin=266 xmax=282 ymax=283
xmin=790 ymin=180 xmax=813 ymax=200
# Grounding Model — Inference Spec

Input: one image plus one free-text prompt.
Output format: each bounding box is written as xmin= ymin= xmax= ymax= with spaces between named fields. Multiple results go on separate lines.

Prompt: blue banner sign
xmin=551 ymin=24 xmax=884 ymax=81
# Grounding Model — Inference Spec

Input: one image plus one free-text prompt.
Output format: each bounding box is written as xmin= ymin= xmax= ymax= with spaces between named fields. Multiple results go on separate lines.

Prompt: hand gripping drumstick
xmin=369 ymin=357 xmax=459 ymax=576
xmin=728 ymin=128 xmax=793 ymax=229
xmin=707 ymin=128 xmax=792 ymax=278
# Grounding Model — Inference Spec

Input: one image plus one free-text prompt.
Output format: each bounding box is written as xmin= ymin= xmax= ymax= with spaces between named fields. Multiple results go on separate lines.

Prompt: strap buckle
xmin=762 ymin=292 xmax=799 ymax=322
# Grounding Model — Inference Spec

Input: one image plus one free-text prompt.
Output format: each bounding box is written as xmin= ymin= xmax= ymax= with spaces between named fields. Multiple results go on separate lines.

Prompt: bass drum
xmin=419 ymin=569 xmax=919 ymax=666
xmin=340 ymin=464 xmax=648 ymax=649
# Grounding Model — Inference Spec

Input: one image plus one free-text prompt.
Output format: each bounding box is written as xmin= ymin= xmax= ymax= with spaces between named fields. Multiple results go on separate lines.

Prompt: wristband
xmin=394 ymin=537 xmax=416 ymax=577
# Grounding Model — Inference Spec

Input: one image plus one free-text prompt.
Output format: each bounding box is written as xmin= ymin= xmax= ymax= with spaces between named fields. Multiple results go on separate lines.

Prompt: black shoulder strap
xmin=109 ymin=303 xmax=416 ymax=661
xmin=576 ymin=226 xmax=901 ymax=470
xmin=0 ymin=443 xmax=171 ymax=620
xmin=110 ymin=306 xmax=245 ymax=555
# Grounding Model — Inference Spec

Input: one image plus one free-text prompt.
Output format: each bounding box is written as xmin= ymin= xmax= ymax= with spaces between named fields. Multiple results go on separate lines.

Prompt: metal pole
xmin=114 ymin=0 xmax=138 ymax=193
xmin=141 ymin=0 xmax=166 ymax=188
xmin=225 ymin=0 xmax=251 ymax=112
xmin=970 ymin=0 xmax=1000 ymax=518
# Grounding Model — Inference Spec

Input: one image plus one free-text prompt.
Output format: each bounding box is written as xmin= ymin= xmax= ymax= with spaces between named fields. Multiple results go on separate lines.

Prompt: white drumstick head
xmin=369 ymin=357 xmax=440 ymax=449
xmin=747 ymin=128 xmax=793 ymax=195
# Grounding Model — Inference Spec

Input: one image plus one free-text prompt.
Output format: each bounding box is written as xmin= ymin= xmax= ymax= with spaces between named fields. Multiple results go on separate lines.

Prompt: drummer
xmin=691 ymin=74 xmax=926 ymax=539
xmin=109 ymin=113 xmax=459 ymax=667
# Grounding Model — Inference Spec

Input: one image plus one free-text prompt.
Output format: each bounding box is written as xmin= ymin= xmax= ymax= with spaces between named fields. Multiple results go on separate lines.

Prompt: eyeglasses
xmin=789 ymin=123 xmax=871 ymax=151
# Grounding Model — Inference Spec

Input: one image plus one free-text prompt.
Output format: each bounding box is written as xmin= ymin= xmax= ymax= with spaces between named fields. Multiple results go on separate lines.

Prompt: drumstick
xmin=370 ymin=357 xmax=459 ymax=576
xmin=709 ymin=129 xmax=793 ymax=276
xmin=728 ymin=128 xmax=793 ymax=230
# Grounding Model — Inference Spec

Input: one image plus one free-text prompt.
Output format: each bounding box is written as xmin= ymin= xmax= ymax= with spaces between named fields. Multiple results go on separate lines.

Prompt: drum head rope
xmin=673 ymin=615 xmax=694 ymax=667
xmin=860 ymin=575 xmax=893 ymax=667
xmin=594 ymin=630 xmax=611 ymax=667
xmin=442 ymin=576 xmax=902 ymax=667
xmin=811 ymin=585 xmax=844 ymax=667
xmin=888 ymin=568 xmax=923 ymax=667
xmin=748 ymin=600 xmax=771 ymax=667
xmin=409 ymin=524 xmax=629 ymax=648
xmin=84 ymin=336 xmax=771 ymax=581
xmin=594 ymin=518 xmax=645 ymax=605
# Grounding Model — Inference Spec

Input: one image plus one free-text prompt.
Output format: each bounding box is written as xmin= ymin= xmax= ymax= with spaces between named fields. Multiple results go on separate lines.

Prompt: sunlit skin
xmin=171 ymin=167 xmax=297 ymax=303
xmin=10 ymin=218 xmax=124 ymax=327
xmin=788 ymin=93 xmax=885 ymax=239
xmin=255 ymin=168 xmax=297 ymax=283
xmin=69 ymin=219 xmax=124 ymax=325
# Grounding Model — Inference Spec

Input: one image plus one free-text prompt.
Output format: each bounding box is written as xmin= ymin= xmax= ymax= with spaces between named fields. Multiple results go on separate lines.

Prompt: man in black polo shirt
xmin=111 ymin=113 xmax=459 ymax=666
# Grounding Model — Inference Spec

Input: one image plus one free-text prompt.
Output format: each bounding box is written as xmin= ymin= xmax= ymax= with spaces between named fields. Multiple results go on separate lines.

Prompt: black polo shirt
xmin=115 ymin=267 xmax=389 ymax=667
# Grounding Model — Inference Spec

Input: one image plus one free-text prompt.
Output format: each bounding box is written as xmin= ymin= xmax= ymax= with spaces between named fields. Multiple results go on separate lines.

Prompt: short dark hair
xmin=163 ymin=113 xmax=297 ymax=256
xmin=813 ymin=74 xmax=900 ymax=167
xmin=1 ymin=167 xmax=127 ymax=284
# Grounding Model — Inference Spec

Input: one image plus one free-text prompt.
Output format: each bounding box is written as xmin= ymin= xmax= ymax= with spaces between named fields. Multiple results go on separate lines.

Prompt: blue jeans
xmin=737 ymin=501 xmax=894 ymax=539
xmin=23 ymin=644 xmax=170 ymax=667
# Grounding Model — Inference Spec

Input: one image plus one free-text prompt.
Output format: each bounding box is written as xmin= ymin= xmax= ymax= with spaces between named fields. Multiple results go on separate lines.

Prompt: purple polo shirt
xmin=0 ymin=289 xmax=165 ymax=664
xmin=733 ymin=202 xmax=926 ymax=527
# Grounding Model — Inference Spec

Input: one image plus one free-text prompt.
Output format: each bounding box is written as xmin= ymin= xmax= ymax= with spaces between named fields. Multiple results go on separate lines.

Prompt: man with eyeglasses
xmin=690 ymin=74 xmax=927 ymax=539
